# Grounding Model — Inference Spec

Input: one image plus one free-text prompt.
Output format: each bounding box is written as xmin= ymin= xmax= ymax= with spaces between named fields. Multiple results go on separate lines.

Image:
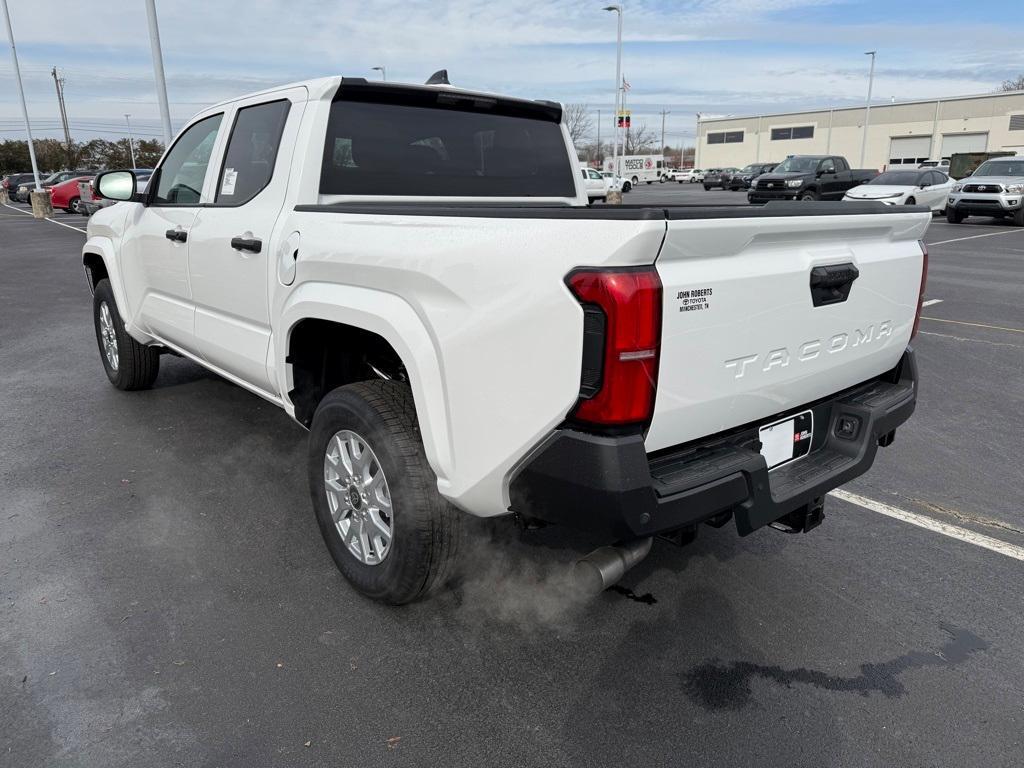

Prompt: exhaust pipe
xmin=572 ymin=537 xmax=653 ymax=595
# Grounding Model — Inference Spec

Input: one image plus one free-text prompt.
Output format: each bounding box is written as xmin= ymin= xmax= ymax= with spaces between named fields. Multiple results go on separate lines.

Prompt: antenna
xmin=425 ymin=69 xmax=450 ymax=86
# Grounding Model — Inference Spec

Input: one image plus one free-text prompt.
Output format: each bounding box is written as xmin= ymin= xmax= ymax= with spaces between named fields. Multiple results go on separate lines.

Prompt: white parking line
xmin=921 ymin=316 xmax=1024 ymax=334
xmin=929 ymin=229 xmax=1024 ymax=246
xmin=921 ymin=299 xmax=943 ymax=307
xmin=831 ymin=489 xmax=1024 ymax=562
xmin=1 ymin=202 xmax=87 ymax=233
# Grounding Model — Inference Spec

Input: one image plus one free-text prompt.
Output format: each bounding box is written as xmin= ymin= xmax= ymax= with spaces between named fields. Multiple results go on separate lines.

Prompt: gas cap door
xmin=278 ymin=231 xmax=300 ymax=286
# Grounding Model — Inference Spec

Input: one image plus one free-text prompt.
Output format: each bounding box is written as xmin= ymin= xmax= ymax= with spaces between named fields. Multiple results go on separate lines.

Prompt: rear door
xmin=186 ymin=88 xmax=305 ymax=394
xmin=646 ymin=209 xmax=929 ymax=452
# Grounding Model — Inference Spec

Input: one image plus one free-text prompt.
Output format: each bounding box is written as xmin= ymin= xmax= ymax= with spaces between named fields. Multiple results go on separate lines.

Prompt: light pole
xmin=145 ymin=0 xmax=173 ymax=145
xmin=603 ymin=5 xmax=622 ymax=177
xmin=1 ymin=0 xmax=42 ymax=191
xmin=859 ymin=51 xmax=876 ymax=168
xmin=694 ymin=112 xmax=702 ymax=170
xmin=372 ymin=66 xmax=386 ymax=81
xmin=125 ymin=114 xmax=137 ymax=168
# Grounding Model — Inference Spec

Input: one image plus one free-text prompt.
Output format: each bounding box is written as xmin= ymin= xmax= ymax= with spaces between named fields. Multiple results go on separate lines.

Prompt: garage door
xmin=888 ymin=136 xmax=932 ymax=165
xmin=941 ymin=133 xmax=988 ymax=158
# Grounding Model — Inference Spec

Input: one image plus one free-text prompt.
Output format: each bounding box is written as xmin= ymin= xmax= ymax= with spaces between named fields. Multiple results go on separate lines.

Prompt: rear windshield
xmin=320 ymin=95 xmax=575 ymax=197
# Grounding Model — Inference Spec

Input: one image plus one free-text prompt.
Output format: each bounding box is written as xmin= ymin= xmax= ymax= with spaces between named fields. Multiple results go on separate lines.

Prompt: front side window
xmin=320 ymin=95 xmax=575 ymax=197
xmin=153 ymin=113 xmax=223 ymax=205
xmin=215 ymin=100 xmax=291 ymax=205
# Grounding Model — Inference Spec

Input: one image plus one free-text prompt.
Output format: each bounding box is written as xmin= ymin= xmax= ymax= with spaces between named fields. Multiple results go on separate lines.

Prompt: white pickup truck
xmin=84 ymin=76 xmax=929 ymax=603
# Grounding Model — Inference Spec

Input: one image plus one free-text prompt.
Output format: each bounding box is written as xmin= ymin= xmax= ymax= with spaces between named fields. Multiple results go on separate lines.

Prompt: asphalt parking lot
xmin=2 ymin=190 xmax=1023 ymax=767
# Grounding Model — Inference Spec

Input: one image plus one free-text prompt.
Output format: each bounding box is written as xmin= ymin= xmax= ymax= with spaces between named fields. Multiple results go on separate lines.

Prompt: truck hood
xmin=755 ymin=172 xmax=809 ymax=183
xmin=960 ymin=176 xmax=1024 ymax=187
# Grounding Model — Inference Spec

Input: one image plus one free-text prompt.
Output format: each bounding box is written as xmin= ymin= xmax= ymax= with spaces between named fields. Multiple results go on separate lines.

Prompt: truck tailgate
xmin=645 ymin=209 xmax=929 ymax=452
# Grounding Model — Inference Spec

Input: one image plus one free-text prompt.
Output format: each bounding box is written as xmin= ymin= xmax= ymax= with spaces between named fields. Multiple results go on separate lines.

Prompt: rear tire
xmin=946 ymin=207 xmax=965 ymax=223
xmin=905 ymin=197 xmax=916 ymax=205
xmin=68 ymin=196 xmax=81 ymax=214
xmin=92 ymin=279 xmax=159 ymax=390
xmin=308 ymin=381 xmax=462 ymax=605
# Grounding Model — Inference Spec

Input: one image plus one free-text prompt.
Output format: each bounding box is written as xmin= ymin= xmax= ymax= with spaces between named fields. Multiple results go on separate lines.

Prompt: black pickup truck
xmin=748 ymin=155 xmax=877 ymax=203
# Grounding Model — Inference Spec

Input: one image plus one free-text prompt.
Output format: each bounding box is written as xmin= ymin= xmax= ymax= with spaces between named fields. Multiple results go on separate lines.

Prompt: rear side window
xmin=215 ymin=99 xmax=291 ymax=205
xmin=319 ymin=95 xmax=575 ymax=197
xmin=154 ymin=113 xmax=223 ymax=205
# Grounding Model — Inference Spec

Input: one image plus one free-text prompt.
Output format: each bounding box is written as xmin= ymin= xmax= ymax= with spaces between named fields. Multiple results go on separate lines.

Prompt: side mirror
xmin=94 ymin=170 xmax=139 ymax=202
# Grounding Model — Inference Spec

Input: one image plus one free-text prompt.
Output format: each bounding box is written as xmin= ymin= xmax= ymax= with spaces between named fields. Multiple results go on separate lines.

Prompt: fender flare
xmin=279 ymin=282 xmax=454 ymax=486
xmin=82 ymin=236 xmax=131 ymax=322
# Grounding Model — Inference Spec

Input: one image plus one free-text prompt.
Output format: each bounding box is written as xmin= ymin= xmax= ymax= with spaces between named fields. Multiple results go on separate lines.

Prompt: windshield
xmin=973 ymin=160 xmax=1024 ymax=177
xmin=739 ymin=165 xmax=758 ymax=173
xmin=772 ymin=156 xmax=819 ymax=173
xmin=870 ymin=172 xmax=922 ymax=186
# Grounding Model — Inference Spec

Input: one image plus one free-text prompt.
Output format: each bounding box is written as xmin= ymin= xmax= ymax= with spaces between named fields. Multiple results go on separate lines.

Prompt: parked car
xmin=2 ymin=172 xmax=35 ymax=199
xmin=748 ymin=156 xmax=877 ymax=203
xmin=49 ymin=175 xmax=94 ymax=214
xmin=703 ymin=167 xmax=737 ymax=190
xmin=80 ymin=169 xmax=154 ymax=215
xmin=728 ymin=163 xmax=778 ymax=191
xmin=658 ymin=168 xmax=678 ymax=183
xmin=15 ymin=169 xmax=95 ymax=202
xmin=945 ymin=157 xmax=1024 ymax=225
xmin=916 ymin=160 xmax=950 ymax=172
xmin=843 ymin=169 xmax=952 ymax=213
xmin=581 ymin=167 xmax=610 ymax=202
xmin=675 ymin=168 xmax=704 ymax=183
xmin=84 ymin=75 xmax=928 ymax=604
xmin=600 ymin=171 xmax=631 ymax=193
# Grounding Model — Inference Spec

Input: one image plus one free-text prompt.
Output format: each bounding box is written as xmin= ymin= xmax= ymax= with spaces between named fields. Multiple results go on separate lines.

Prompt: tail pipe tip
xmin=572 ymin=537 xmax=653 ymax=596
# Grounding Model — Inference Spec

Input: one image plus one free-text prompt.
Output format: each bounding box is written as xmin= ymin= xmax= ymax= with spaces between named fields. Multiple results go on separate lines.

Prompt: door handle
xmin=231 ymin=236 xmax=262 ymax=254
xmin=165 ymin=228 xmax=187 ymax=243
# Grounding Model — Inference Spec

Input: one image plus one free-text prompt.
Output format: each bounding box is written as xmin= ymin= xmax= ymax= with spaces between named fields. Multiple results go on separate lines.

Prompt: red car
xmin=48 ymin=175 xmax=93 ymax=214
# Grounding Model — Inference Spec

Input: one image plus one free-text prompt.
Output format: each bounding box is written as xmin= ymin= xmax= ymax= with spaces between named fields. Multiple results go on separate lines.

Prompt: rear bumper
xmin=509 ymin=348 xmax=918 ymax=541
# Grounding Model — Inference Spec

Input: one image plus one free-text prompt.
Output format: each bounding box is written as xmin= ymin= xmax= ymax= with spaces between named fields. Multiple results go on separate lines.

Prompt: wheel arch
xmin=280 ymin=283 xmax=454 ymax=484
xmin=82 ymin=238 xmax=131 ymax=322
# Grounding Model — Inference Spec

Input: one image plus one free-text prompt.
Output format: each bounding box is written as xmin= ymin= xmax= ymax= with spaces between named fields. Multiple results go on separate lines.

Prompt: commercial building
xmin=696 ymin=90 xmax=1024 ymax=170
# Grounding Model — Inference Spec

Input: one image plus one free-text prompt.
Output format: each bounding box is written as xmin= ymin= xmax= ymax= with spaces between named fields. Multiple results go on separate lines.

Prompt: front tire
xmin=946 ymin=207 xmax=965 ymax=223
xmin=308 ymin=381 xmax=462 ymax=605
xmin=92 ymin=279 xmax=159 ymax=390
xmin=703 ymin=185 xmax=712 ymax=191
xmin=799 ymin=191 xmax=820 ymax=202
xmin=1014 ymin=207 xmax=1024 ymax=227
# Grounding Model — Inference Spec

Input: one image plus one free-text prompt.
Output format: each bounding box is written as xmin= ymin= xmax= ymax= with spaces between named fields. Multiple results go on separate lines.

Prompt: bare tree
xmin=624 ymin=122 xmax=657 ymax=155
xmin=997 ymin=75 xmax=1024 ymax=92
xmin=563 ymin=103 xmax=593 ymax=146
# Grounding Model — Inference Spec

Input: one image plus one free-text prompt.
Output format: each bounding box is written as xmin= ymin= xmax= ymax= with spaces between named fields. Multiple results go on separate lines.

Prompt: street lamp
xmin=372 ymin=66 xmax=386 ymax=81
xmin=125 ymin=113 xmax=137 ymax=168
xmin=603 ymin=5 xmax=623 ymax=177
xmin=1 ymin=0 xmax=42 ymax=192
xmin=859 ymin=51 xmax=876 ymax=168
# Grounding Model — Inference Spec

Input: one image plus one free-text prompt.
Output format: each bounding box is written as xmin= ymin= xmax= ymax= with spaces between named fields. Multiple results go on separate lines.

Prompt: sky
xmin=1 ymin=0 xmax=1022 ymax=148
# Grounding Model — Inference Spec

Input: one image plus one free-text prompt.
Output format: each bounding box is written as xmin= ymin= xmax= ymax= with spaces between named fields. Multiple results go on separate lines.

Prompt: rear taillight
xmin=911 ymin=241 xmax=928 ymax=339
xmin=566 ymin=267 xmax=662 ymax=427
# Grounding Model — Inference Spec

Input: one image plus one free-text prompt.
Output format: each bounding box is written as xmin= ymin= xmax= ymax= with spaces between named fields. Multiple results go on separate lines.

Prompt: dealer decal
xmin=677 ymin=286 xmax=713 ymax=313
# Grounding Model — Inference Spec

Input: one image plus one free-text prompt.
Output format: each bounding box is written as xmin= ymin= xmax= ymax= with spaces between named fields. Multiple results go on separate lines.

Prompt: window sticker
xmin=221 ymin=168 xmax=238 ymax=196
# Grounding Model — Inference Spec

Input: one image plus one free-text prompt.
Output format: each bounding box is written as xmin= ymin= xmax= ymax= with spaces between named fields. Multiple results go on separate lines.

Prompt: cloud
xmin=1 ymin=0 xmax=1019 ymax=143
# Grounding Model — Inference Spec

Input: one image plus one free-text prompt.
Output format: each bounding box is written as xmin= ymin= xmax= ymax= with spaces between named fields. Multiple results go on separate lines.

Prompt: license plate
xmin=758 ymin=411 xmax=813 ymax=470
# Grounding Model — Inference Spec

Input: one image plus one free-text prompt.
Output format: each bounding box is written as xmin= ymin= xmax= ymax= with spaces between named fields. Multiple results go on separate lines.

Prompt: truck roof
xmin=205 ymin=76 xmax=563 ymax=118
